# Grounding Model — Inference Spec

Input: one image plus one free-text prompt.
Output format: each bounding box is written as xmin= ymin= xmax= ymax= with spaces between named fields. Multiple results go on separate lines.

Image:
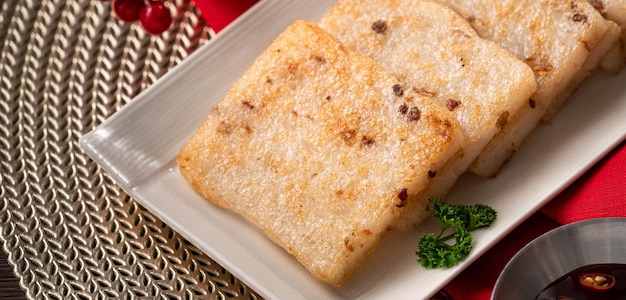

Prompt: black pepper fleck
xmin=372 ymin=20 xmax=387 ymax=34
xmin=529 ymin=98 xmax=536 ymax=109
xmin=445 ymin=99 xmax=461 ymax=111
xmin=572 ymin=13 xmax=587 ymax=22
xmin=428 ymin=171 xmax=437 ymax=178
xmin=241 ymin=100 xmax=255 ymax=109
xmin=361 ymin=136 xmax=375 ymax=147
xmin=393 ymin=84 xmax=404 ymax=96
xmin=407 ymin=107 xmax=421 ymax=122
xmin=398 ymin=103 xmax=408 ymax=115
xmin=396 ymin=188 xmax=408 ymax=207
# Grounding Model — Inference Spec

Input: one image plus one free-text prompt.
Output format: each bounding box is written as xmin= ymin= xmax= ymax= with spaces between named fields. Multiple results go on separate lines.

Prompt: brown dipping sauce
xmin=535 ymin=264 xmax=626 ymax=300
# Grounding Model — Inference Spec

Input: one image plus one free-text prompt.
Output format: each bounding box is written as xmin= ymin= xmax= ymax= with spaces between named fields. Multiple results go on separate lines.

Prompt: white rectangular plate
xmin=79 ymin=1 xmax=626 ymax=298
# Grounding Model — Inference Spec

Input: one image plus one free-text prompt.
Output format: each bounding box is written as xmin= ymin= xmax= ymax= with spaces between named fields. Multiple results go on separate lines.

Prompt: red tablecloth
xmin=193 ymin=1 xmax=626 ymax=298
xmin=193 ymin=0 xmax=259 ymax=33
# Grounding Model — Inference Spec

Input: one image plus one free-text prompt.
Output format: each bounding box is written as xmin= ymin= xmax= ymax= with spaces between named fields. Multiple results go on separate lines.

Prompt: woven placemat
xmin=0 ymin=1 xmax=260 ymax=298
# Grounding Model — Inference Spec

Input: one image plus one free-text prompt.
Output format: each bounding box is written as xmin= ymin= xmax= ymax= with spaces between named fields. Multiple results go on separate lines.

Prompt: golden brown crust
xmin=436 ymin=0 xmax=615 ymax=177
xmin=177 ymin=20 xmax=463 ymax=286
xmin=318 ymin=0 xmax=537 ymax=231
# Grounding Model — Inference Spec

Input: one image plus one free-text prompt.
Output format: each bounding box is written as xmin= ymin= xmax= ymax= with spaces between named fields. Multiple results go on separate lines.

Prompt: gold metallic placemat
xmin=0 ymin=0 xmax=260 ymax=298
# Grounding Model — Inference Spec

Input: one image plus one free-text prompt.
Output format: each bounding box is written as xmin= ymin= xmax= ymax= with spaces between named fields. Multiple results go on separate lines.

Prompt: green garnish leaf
xmin=416 ymin=197 xmax=497 ymax=268
xmin=464 ymin=204 xmax=497 ymax=231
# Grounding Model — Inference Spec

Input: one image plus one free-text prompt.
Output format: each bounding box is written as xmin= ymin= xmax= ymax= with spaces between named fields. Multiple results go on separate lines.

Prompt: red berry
xmin=112 ymin=0 xmax=145 ymax=22
xmin=139 ymin=2 xmax=173 ymax=35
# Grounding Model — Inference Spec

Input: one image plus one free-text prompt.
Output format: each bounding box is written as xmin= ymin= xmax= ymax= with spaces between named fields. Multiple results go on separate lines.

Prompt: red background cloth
xmin=193 ymin=0 xmax=258 ymax=33
xmin=192 ymin=1 xmax=626 ymax=298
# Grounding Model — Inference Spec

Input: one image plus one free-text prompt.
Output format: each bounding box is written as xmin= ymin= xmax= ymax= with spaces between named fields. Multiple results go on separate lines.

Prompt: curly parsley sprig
xmin=416 ymin=197 xmax=497 ymax=268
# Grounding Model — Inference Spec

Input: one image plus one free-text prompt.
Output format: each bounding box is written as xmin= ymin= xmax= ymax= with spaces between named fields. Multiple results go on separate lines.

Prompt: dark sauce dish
xmin=535 ymin=263 xmax=626 ymax=299
xmin=492 ymin=218 xmax=626 ymax=300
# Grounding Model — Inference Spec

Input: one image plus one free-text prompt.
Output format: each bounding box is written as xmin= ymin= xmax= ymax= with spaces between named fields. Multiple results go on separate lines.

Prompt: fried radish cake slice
xmin=547 ymin=16 xmax=620 ymax=120
xmin=588 ymin=0 xmax=626 ymax=72
xmin=435 ymin=0 xmax=616 ymax=177
xmin=552 ymin=19 xmax=621 ymax=119
xmin=319 ymin=0 xmax=537 ymax=231
xmin=176 ymin=20 xmax=464 ymax=287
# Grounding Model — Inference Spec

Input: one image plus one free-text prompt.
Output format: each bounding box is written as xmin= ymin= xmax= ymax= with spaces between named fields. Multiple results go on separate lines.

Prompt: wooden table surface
xmin=0 ymin=251 xmax=24 ymax=299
